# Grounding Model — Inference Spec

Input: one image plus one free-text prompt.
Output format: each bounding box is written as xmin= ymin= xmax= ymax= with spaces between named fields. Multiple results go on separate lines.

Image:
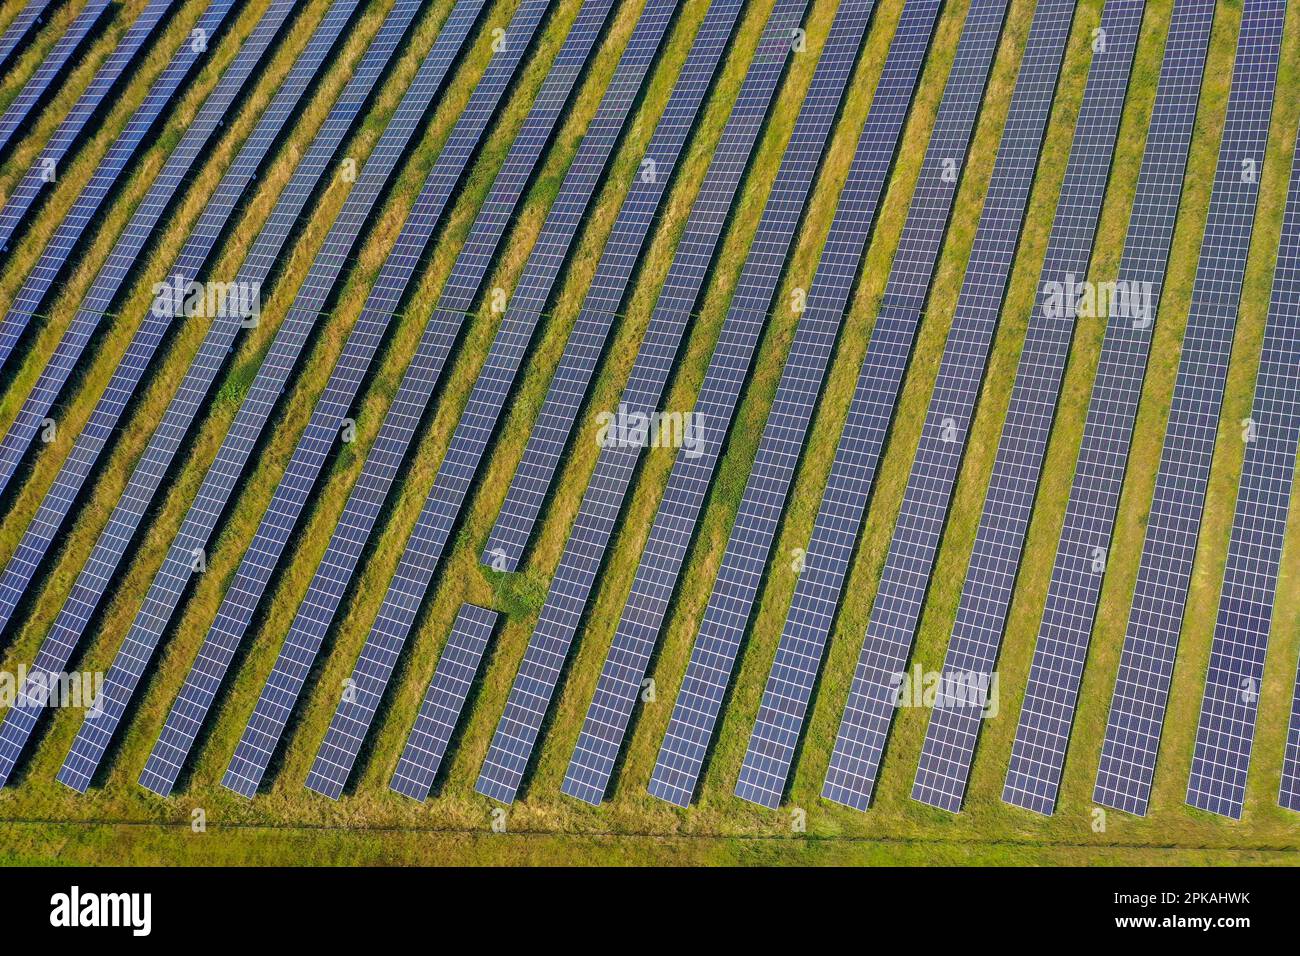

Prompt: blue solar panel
xmin=303 ymin=0 xmax=682 ymax=801
xmin=648 ymin=0 xmax=1009 ymax=809
xmin=49 ymin=0 xmax=491 ymax=795
xmin=0 ymin=0 xmax=182 ymax=254
xmin=0 ymin=0 xmax=294 ymax=511
xmin=562 ymin=0 xmax=930 ymax=808
xmin=910 ymin=0 xmax=1143 ymax=814
xmin=0 ymin=0 xmax=110 ymax=158
xmin=212 ymin=0 xmax=587 ymax=800
xmin=476 ymin=0 xmax=810 ymax=807
xmin=294 ymin=0 xmax=747 ymax=802
xmin=388 ymin=603 xmax=498 ymax=801
xmin=0 ymin=0 xmax=371 ymax=791
xmin=0 ymin=0 xmax=57 ymax=72
xmin=1002 ymin=0 xmax=1216 ymax=816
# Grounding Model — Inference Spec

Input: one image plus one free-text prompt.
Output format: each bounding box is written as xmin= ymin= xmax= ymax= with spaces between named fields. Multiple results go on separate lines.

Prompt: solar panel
xmin=0 ymin=0 xmax=57 ymax=72
xmin=0 ymin=0 xmax=296 ymax=509
xmin=476 ymin=0 xmax=811 ymax=807
xmin=910 ymin=0 xmax=1143 ymax=814
xmin=294 ymin=0 xmax=747 ymax=801
xmin=0 ymin=0 xmax=250 ymax=374
xmin=388 ymin=603 xmax=498 ymax=801
xmin=0 ymin=0 xmax=110 ymax=158
xmin=562 ymin=0 xmax=932 ymax=808
xmin=648 ymin=0 xmax=1009 ymax=810
xmin=49 ymin=0 xmax=491 ymax=795
xmin=212 ymin=0 xmax=586 ymax=800
xmin=1002 ymin=0 xmax=1217 ymax=816
xmin=303 ymin=0 xmax=683 ymax=801
xmin=0 ymin=0 xmax=182 ymax=254
xmin=0 ymin=0 xmax=371 ymax=791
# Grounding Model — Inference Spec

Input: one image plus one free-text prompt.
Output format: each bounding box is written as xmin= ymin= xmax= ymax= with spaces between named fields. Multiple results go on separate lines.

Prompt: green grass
xmin=0 ymin=0 xmax=1299 ymax=866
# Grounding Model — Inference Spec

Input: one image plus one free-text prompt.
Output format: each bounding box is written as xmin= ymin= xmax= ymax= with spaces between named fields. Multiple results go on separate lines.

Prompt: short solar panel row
xmin=911 ymin=0 xmax=1143 ymax=815
xmin=475 ymin=0 xmax=811 ymax=807
xmin=1003 ymin=0 xmax=1217 ymax=816
xmin=0 ymin=0 xmax=299 ymax=511
xmin=304 ymin=0 xmax=684 ymax=801
xmin=307 ymin=0 xmax=749 ymax=804
xmin=563 ymin=0 xmax=925 ymax=808
xmin=646 ymin=0 xmax=1009 ymax=810
xmin=53 ymin=0 xmax=491 ymax=795
xmin=0 ymin=0 xmax=366 ymax=791
xmin=211 ymin=0 xmax=573 ymax=800
xmin=0 ymin=0 xmax=57 ymax=72
xmin=0 ymin=0 xmax=182 ymax=253
xmin=0 ymin=0 xmax=110 ymax=157
xmin=389 ymin=604 xmax=498 ymax=801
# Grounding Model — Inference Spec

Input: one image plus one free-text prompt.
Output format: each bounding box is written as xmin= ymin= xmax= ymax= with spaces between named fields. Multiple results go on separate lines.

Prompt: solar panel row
xmin=911 ymin=0 xmax=1144 ymax=814
xmin=304 ymin=0 xmax=684 ymax=801
xmin=214 ymin=0 xmax=583 ymax=800
xmin=0 ymin=0 xmax=183 ymax=256
xmin=301 ymin=0 xmax=750 ymax=802
xmin=646 ymin=0 xmax=1010 ymax=810
xmin=0 ymin=0 xmax=299 ymax=510
xmin=563 ymin=0 xmax=928 ymax=808
xmin=53 ymin=0 xmax=492 ymax=795
xmin=1003 ymin=0 xmax=1217 ymax=816
xmin=475 ymin=0 xmax=811 ymax=807
xmin=0 ymin=0 xmax=57 ymax=72
xmin=389 ymin=603 xmax=498 ymax=801
xmin=0 ymin=0 xmax=369 ymax=791
xmin=0 ymin=0 xmax=110 ymax=158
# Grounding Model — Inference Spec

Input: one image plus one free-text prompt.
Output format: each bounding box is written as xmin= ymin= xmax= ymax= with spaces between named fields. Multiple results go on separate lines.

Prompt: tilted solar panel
xmin=476 ymin=0 xmax=811 ymax=807
xmin=49 ymin=0 xmax=491 ymax=794
xmin=304 ymin=0 xmax=683 ymax=801
xmin=1002 ymin=0 xmax=1216 ymax=816
xmin=910 ymin=0 xmax=1143 ymax=814
xmin=563 ymin=0 xmax=928 ymax=808
xmin=0 ymin=0 xmax=298 ymax=510
xmin=389 ymin=603 xmax=498 ymax=801
xmin=0 ymin=0 xmax=58 ymax=72
xmin=0 ymin=0 xmax=110 ymax=158
xmin=212 ymin=0 xmax=582 ymax=800
xmin=0 ymin=0 xmax=368 ymax=791
xmin=1090 ymin=0 xmax=1286 ymax=819
xmin=0 ymin=0 xmax=182 ymax=253
xmin=648 ymin=0 xmax=1010 ymax=809
xmin=298 ymin=0 xmax=749 ymax=801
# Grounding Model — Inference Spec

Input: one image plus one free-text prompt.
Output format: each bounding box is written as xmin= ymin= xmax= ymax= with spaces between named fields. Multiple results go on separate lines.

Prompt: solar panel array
xmin=563 ymin=0 xmax=929 ymax=808
xmin=0 ymin=0 xmax=110 ymax=157
xmin=648 ymin=0 xmax=1009 ymax=809
xmin=1003 ymin=0 xmax=1217 ymax=816
xmin=0 ymin=0 xmax=248 ymax=374
xmin=911 ymin=0 xmax=1143 ymax=814
xmin=0 ymin=0 xmax=57 ymax=72
xmin=0 ymin=0 xmax=298 ymax=509
xmin=53 ymin=0 xmax=491 ymax=794
xmin=0 ymin=0 xmax=181 ymax=254
xmin=0 ymin=0 xmax=368 ymax=790
xmin=389 ymin=603 xmax=498 ymax=801
xmin=214 ymin=0 xmax=579 ymax=800
xmin=476 ymin=0 xmax=811 ymax=807
xmin=304 ymin=0 xmax=683 ymax=801
xmin=298 ymin=0 xmax=749 ymax=802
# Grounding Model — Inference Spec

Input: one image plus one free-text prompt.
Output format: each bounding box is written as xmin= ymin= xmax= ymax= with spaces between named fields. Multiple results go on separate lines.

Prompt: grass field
xmin=0 ymin=0 xmax=1298 ymax=866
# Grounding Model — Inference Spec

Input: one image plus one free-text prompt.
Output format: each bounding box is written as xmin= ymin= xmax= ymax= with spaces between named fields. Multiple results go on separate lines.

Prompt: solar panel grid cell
xmin=475 ymin=0 xmax=811 ymax=806
xmin=304 ymin=0 xmax=683 ymax=801
xmin=1002 ymin=0 xmax=1218 ymax=815
xmin=648 ymin=0 xmax=1011 ymax=810
xmin=910 ymin=0 xmax=1143 ymax=814
xmin=561 ymin=0 xmax=937 ymax=807
xmin=0 ymin=0 xmax=57 ymax=72
xmin=300 ymin=0 xmax=748 ymax=802
xmin=49 ymin=0 xmax=491 ymax=794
